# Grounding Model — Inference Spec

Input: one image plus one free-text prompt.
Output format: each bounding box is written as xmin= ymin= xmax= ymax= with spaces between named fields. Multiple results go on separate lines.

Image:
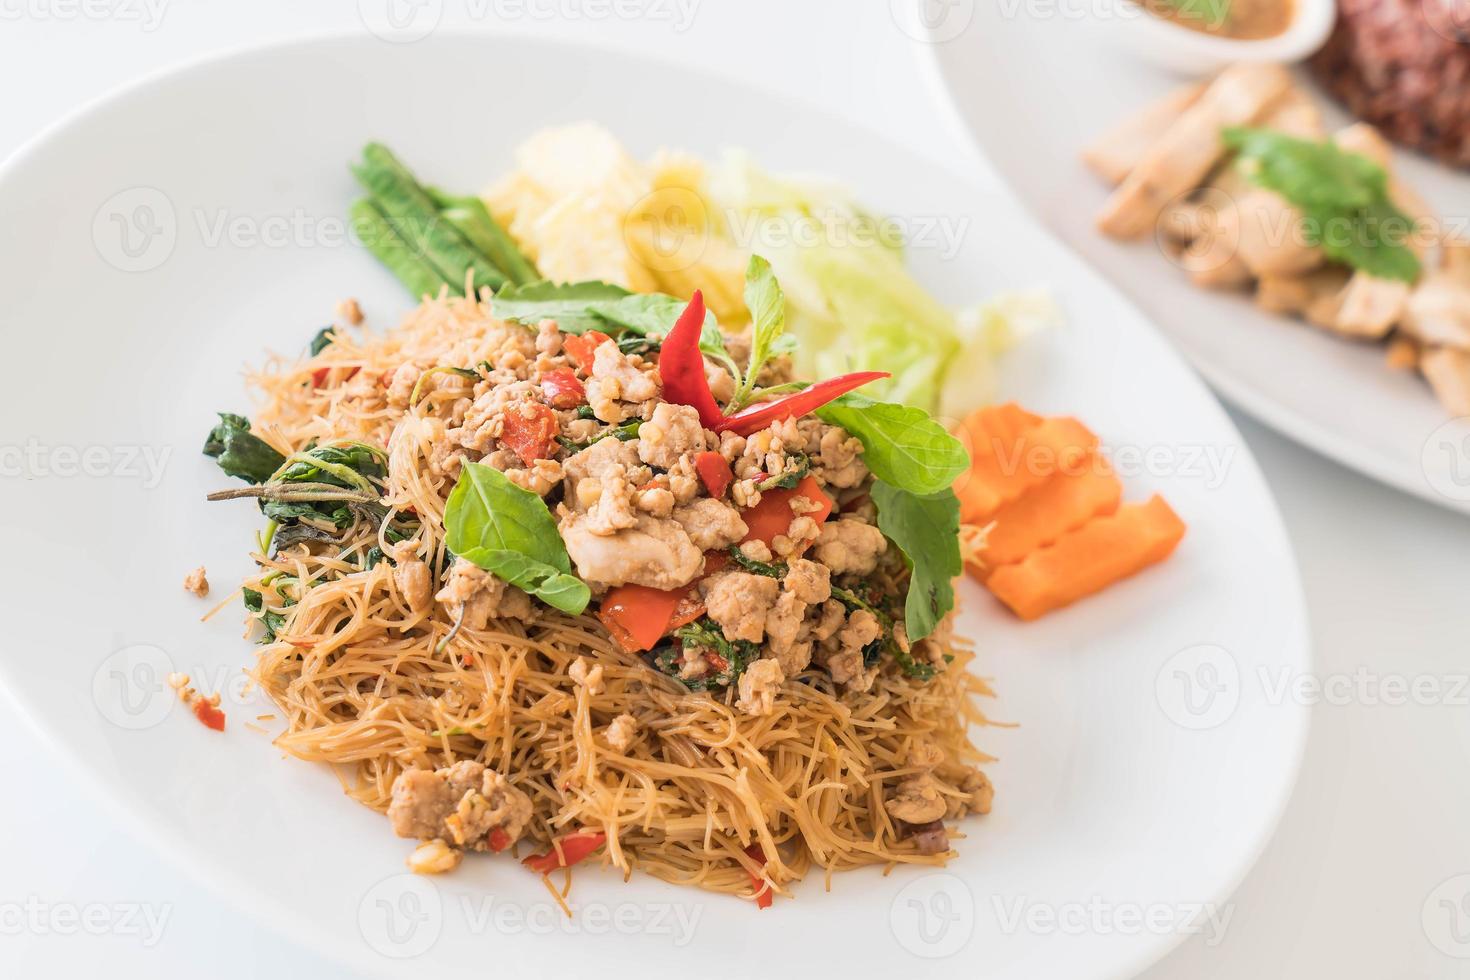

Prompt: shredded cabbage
xmin=706 ymin=153 xmax=1050 ymax=418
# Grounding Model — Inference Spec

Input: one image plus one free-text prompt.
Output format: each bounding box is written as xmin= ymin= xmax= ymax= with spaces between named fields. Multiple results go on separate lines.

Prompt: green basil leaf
xmin=731 ymin=255 xmax=788 ymax=407
xmin=309 ymin=326 xmax=336 ymax=356
xmin=202 ymin=413 xmax=286 ymax=484
xmin=588 ymin=293 xmax=718 ymax=337
xmin=491 ymin=280 xmax=633 ymax=334
xmin=492 ymin=280 xmax=729 ymax=369
xmin=816 ymin=393 xmax=969 ymax=496
xmin=744 ymin=254 xmax=786 ymax=349
xmin=444 ymin=462 xmax=587 ymax=614
xmin=456 ymin=547 xmax=591 ymax=616
xmin=871 ymin=481 xmax=961 ymax=642
xmin=1222 ymin=127 xmax=1421 ymax=283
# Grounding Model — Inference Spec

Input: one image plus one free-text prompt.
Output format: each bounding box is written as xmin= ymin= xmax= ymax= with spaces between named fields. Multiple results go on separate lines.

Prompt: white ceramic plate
xmin=0 ymin=34 xmax=1309 ymax=980
xmin=916 ymin=8 xmax=1470 ymax=516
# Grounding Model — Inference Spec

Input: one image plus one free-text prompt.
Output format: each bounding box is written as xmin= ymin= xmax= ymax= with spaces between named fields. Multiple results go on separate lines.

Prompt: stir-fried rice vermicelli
xmin=228 ymin=287 xmax=997 ymax=903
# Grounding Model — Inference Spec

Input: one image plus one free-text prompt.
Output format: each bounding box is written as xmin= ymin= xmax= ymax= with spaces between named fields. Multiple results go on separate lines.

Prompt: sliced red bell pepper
xmin=598 ymin=551 xmax=731 ymax=652
xmin=740 ymin=475 xmax=833 ymax=548
xmin=501 ymin=402 xmax=560 ymax=465
xmin=744 ymin=843 xmax=773 ymax=909
xmin=523 ymin=831 xmax=607 ymax=875
xmin=540 ymin=368 xmax=586 ymax=409
xmin=657 ymin=291 xmax=726 ymax=430
xmin=192 ymin=699 xmax=226 ymax=732
xmin=563 ymin=330 xmax=614 ymax=371
xmin=598 ymin=585 xmax=685 ymax=652
xmin=693 ymin=450 xmax=734 ymax=499
xmin=667 ymin=591 xmax=705 ymax=633
xmin=717 ymin=371 xmax=889 ymax=437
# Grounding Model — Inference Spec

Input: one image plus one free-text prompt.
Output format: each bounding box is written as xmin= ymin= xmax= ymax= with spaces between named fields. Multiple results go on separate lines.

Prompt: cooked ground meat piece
xmin=907 ymin=739 xmax=946 ymax=770
xmin=884 ymin=773 xmax=948 ymax=825
xmin=569 ymin=656 xmax=606 ymax=694
xmin=388 ymin=542 xmax=432 ymax=614
xmin=387 ymin=760 xmax=533 ymax=851
xmin=904 ymin=819 xmax=951 ymax=856
xmin=560 ymin=512 xmax=703 ymax=590
xmin=586 ymin=340 xmax=659 ymax=422
xmin=580 ymin=460 xmax=641 ymax=536
xmin=737 ymin=658 xmax=785 ymax=716
xmin=182 ymin=566 xmax=209 ymax=597
xmin=812 ymin=519 xmax=887 ymax=575
xmin=701 ymin=571 xmax=781 ymax=643
xmin=783 ymin=559 xmax=831 ymax=604
xmin=435 ymin=558 xmax=535 ymax=628
xmin=1309 ymin=0 xmax=1470 ymax=169
xmin=563 ymin=436 xmax=644 ymax=505
xmin=637 ymin=402 xmax=707 ymax=470
xmin=605 ymin=713 xmax=639 ymax=751
xmin=673 ymin=498 xmax=748 ymax=551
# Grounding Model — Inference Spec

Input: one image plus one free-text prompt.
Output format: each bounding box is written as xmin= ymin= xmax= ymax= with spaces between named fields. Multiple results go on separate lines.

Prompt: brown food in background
xmin=1309 ymin=0 xmax=1470 ymax=169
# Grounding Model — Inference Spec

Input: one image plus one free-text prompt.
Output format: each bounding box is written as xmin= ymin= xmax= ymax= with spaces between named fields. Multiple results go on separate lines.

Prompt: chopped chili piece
xmin=744 ymin=843 xmax=773 ymax=909
xmin=523 ymin=831 xmax=607 ymax=875
xmin=310 ymin=365 xmax=360 ymax=388
xmin=500 ymin=402 xmax=560 ymax=465
xmin=718 ymin=371 xmax=889 ymax=437
xmin=693 ymin=450 xmax=734 ymax=499
xmin=192 ymin=699 xmax=226 ymax=732
xmin=488 ymin=828 xmax=512 ymax=854
xmin=563 ymin=330 xmax=614 ymax=371
xmin=540 ymin=368 xmax=586 ymax=409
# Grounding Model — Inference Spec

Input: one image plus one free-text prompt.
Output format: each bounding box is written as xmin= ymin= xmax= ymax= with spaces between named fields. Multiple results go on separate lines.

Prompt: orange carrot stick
xmin=985 ymin=495 xmax=1186 ymax=621
xmin=974 ymin=458 xmax=1123 ymax=570
xmin=959 ymin=415 xmax=1099 ymax=523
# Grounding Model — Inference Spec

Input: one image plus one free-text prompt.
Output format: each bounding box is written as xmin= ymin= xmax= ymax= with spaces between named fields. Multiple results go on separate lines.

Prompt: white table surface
xmin=2 ymin=3 xmax=1468 ymax=978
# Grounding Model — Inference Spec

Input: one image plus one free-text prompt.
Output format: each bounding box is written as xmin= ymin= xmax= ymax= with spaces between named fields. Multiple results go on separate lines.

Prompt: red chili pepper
xmin=540 ymin=368 xmax=586 ymax=409
xmin=523 ymin=831 xmax=607 ymax=875
xmin=563 ymin=331 xmax=614 ymax=371
xmin=693 ymin=451 xmax=734 ymax=499
xmin=744 ymin=844 xmax=773 ymax=909
xmin=501 ymin=402 xmax=560 ymax=465
xmin=657 ymin=291 xmax=726 ymax=430
xmin=192 ymin=699 xmax=226 ymax=732
xmin=487 ymin=828 xmax=512 ymax=854
xmin=717 ymin=371 xmax=889 ymax=438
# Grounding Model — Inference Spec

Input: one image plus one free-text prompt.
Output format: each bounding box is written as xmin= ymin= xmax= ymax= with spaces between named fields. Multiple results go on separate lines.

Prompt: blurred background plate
xmin=916 ymin=6 xmax=1470 ymax=515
